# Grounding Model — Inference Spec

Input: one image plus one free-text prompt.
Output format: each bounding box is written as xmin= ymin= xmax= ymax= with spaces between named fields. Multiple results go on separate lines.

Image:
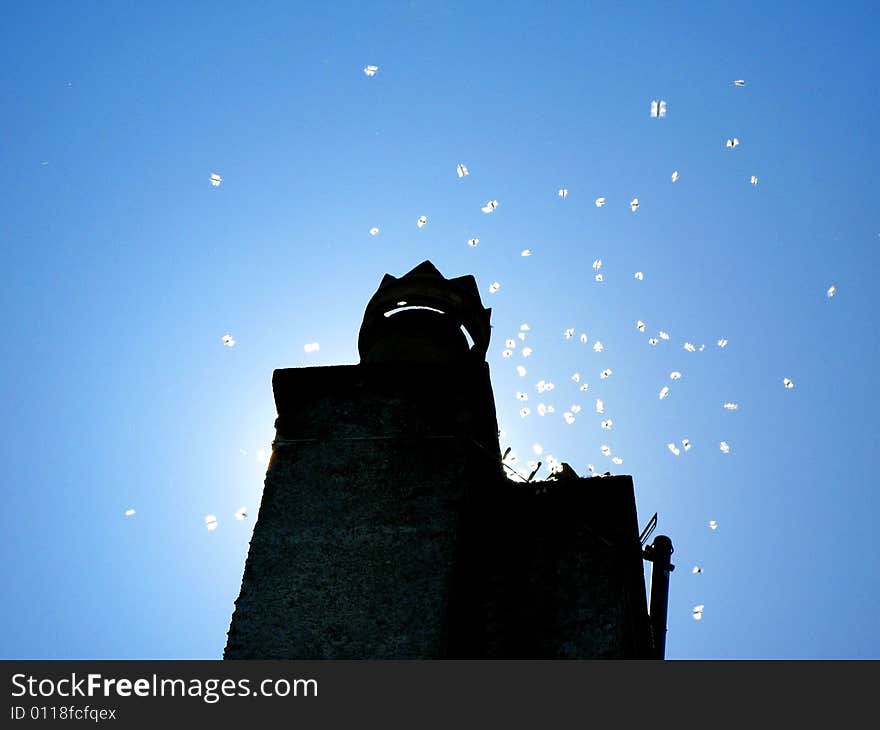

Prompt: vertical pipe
xmin=647 ymin=535 xmax=674 ymax=659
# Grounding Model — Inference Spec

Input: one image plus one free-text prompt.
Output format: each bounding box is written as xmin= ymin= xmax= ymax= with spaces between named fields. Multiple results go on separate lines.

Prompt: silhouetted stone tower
xmin=225 ymin=261 xmax=672 ymax=659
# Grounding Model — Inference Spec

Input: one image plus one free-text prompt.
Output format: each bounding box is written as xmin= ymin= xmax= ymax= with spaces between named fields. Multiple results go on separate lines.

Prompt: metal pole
xmin=647 ymin=535 xmax=674 ymax=659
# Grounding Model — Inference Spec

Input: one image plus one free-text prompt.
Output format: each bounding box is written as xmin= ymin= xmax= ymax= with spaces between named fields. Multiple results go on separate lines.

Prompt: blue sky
xmin=1 ymin=1 xmax=878 ymax=659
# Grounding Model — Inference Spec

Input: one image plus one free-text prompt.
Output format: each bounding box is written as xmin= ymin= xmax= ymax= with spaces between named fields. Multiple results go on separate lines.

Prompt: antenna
xmin=639 ymin=512 xmax=658 ymax=547
xmin=526 ymin=462 xmax=542 ymax=482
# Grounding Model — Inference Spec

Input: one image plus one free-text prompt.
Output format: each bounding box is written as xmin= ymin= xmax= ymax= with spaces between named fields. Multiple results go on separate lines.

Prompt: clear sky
xmin=1 ymin=1 xmax=878 ymax=660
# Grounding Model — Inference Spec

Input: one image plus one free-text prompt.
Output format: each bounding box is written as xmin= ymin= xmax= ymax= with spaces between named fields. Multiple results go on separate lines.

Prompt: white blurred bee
xmin=563 ymin=412 xmax=576 ymax=425
xmin=519 ymin=407 xmax=531 ymax=418
xmin=671 ymin=170 xmax=680 ymax=183
xmin=209 ymin=173 xmax=222 ymax=187
xmin=558 ymin=188 xmax=569 ymax=198
xmin=521 ymin=249 xmax=532 ymax=257
xmin=717 ymin=338 xmax=728 ymax=348
xmin=734 ymin=79 xmax=745 ymax=87
xmin=502 ymin=349 xmax=513 ymax=358
xmin=726 ymin=137 xmax=740 ymax=148
xmin=417 ymin=215 xmax=428 ymax=228
xmin=601 ymin=419 xmax=613 ymax=430
xmin=571 ymin=404 xmax=582 ymax=414
xmin=532 ymin=443 xmax=544 ymax=455
xmin=580 ymin=333 xmax=588 ymax=344
xmin=637 ymin=320 xmax=647 ymax=332
xmin=516 ymin=366 xmax=527 ymax=377
xmin=124 ymin=508 xmax=136 ymax=517
xmin=720 ymin=441 xmax=730 ymax=454
xmin=634 ymin=271 xmax=644 ymax=281
xmin=234 ymin=507 xmax=248 ymax=521
xmin=693 ymin=605 xmax=704 ymax=621
xmin=750 ymin=175 xmax=758 ymax=185
xmin=579 ymin=383 xmax=590 ymax=392
xmin=571 ymin=372 xmax=581 ymax=382
xmin=692 ymin=565 xmax=703 ymax=574
xmin=592 ymin=258 xmax=602 ymax=270
xmin=488 ymin=281 xmax=501 ymax=294
xmin=668 ymin=443 xmax=680 ymax=456
xmin=670 ymin=371 xmax=682 ymax=380
xmin=205 ymin=514 xmax=218 ymax=531
xmin=723 ymin=402 xmax=738 ymax=411
xmin=304 ymin=342 xmax=320 ymax=353
xmin=595 ymin=197 xmax=606 ymax=208
xmin=596 ymin=399 xmax=605 ymax=414
xmin=522 ymin=347 xmax=533 ymax=357
xmin=650 ymin=100 xmax=667 ymax=118
xmin=682 ymin=439 xmax=691 ymax=452
xmin=369 ymin=227 xmax=380 ymax=236
xmin=600 ymin=445 xmax=612 ymax=457
xmin=363 ymin=65 xmax=379 ymax=76
xmin=612 ymin=456 xmax=623 ymax=465
xmin=221 ymin=334 xmax=236 ymax=347
xmin=595 ymin=273 xmax=604 ymax=282
xmin=684 ymin=342 xmax=696 ymax=352
xmin=659 ymin=331 xmax=670 ymax=341
xmin=516 ymin=391 xmax=529 ymax=401
xmin=467 ymin=238 xmax=479 ymax=247
xmin=709 ymin=520 xmax=718 ymax=530
xmin=505 ymin=338 xmax=516 ymax=349
xmin=600 ymin=369 xmax=613 ymax=379
xmin=537 ymin=403 xmax=547 ymax=416
xmin=827 ymin=285 xmax=836 ymax=298
xmin=593 ymin=341 xmax=604 ymax=353
xmin=456 ymin=163 xmax=469 ymax=178
xmin=481 ymin=200 xmax=499 ymax=213
xmin=659 ymin=386 xmax=670 ymax=400
xmin=564 ymin=328 xmax=575 ymax=339
xmin=648 ymin=337 xmax=659 ymax=346
xmin=783 ymin=377 xmax=794 ymax=389
xmin=630 ymin=197 xmax=640 ymax=212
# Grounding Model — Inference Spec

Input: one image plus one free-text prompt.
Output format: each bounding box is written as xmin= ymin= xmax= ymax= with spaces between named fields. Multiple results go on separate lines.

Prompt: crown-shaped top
xmin=358 ymin=261 xmax=492 ymax=362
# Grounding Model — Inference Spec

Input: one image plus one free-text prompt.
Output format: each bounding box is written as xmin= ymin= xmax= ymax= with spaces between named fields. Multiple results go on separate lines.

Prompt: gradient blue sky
xmin=2 ymin=1 xmax=878 ymax=659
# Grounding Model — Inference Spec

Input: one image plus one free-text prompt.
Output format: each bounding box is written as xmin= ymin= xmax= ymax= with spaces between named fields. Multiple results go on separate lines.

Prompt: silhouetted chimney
xmin=225 ymin=261 xmax=664 ymax=659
